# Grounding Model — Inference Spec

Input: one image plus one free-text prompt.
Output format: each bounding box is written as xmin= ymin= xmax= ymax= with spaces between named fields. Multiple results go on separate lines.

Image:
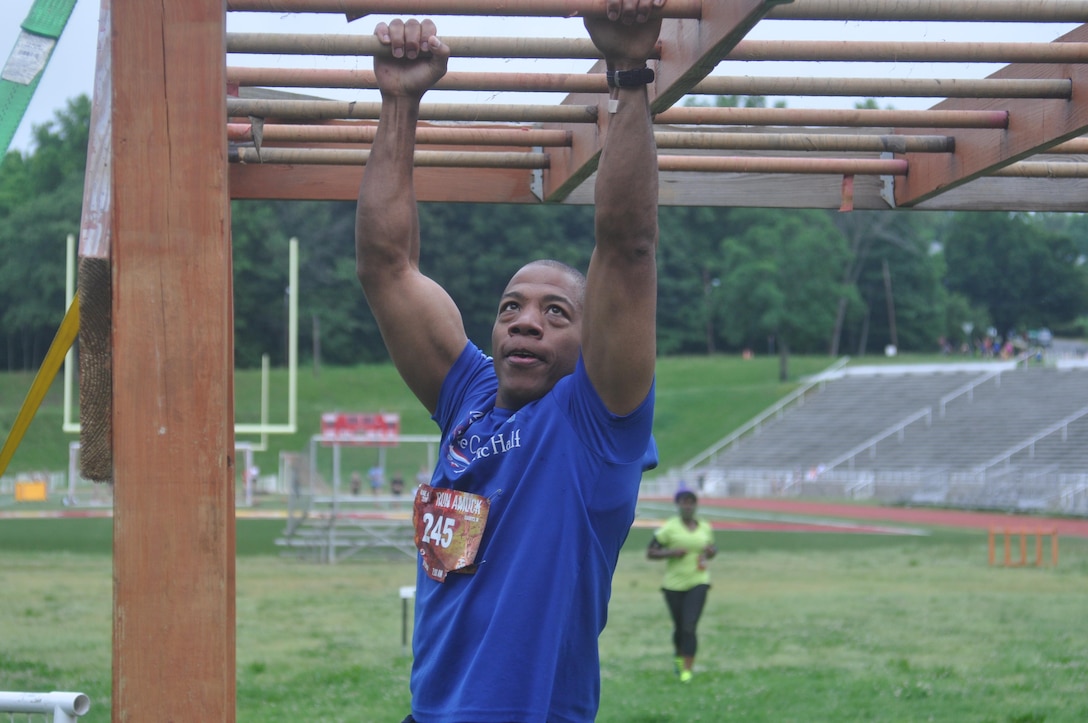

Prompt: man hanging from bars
xmin=355 ymin=2 xmax=665 ymax=720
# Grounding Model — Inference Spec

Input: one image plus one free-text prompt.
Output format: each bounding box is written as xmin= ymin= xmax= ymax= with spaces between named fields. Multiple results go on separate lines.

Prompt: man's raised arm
xmin=581 ymin=0 xmax=664 ymax=416
xmin=355 ymin=19 xmax=468 ymax=414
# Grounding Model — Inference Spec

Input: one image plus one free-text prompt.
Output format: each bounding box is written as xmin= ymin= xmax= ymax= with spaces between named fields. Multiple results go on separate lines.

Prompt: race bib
xmin=413 ymin=484 xmax=490 ymax=583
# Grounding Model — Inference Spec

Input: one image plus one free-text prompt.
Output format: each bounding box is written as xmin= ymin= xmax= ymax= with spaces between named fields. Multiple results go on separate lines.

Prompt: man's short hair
xmin=525 ymin=259 xmax=586 ymax=305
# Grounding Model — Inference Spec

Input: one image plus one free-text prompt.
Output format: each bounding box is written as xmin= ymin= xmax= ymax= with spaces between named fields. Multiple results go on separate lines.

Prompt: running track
xmin=8 ymin=499 xmax=1088 ymax=538
xmin=640 ymin=497 xmax=1088 ymax=538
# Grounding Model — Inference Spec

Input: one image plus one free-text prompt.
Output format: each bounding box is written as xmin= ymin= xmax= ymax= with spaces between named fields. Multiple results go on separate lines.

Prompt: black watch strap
xmin=606 ymin=66 xmax=655 ymax=88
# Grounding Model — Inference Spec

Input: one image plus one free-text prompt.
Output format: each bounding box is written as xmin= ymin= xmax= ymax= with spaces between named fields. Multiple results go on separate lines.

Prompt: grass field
xmin=2 ymin=518 xmax=1086 ymax=722
xmin=4 ymin=352 xmax=1086 ymax=720
xmin=3 ymin=353 xmax=895 ymax=482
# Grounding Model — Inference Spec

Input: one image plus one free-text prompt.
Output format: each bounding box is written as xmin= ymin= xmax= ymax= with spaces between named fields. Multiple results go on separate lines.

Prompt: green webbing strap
xmin=0 ymin=0 xmax=80 ymax=155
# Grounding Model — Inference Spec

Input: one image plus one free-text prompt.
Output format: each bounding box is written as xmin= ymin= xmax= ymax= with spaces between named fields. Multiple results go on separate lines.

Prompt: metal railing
xmin=938 ymin=369 xmax=1005 ymax=417
xmin=973 ymin=405 xmax=1088 ymax=474
xmin=824 ymin=406 xmax=933 ymax=471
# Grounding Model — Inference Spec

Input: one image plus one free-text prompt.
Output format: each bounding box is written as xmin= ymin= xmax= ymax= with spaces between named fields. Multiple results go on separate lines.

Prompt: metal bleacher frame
xmin=276 ymin=492 xmax=417 ymax=563
xmin=275 ymin=432 xmax=438 ymax=563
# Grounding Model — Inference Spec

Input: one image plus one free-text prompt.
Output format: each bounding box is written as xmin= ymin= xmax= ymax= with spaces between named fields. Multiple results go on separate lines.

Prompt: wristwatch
xmin=606 ymin=66 xmax=656 ymax=88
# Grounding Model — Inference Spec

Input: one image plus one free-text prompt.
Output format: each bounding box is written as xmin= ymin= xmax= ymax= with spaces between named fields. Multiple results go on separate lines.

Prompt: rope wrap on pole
xmin=78 ymin=257 xmax=113 ymax=482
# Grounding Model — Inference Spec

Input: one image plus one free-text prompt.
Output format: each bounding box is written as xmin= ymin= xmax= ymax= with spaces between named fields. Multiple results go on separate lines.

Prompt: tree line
xmin=2 ymin=96 xmax=1086 ymax=376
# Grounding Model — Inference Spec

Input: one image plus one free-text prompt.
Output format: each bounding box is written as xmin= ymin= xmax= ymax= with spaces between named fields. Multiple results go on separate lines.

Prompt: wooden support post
xmin=111 ymin=0 xmax=236 ymax=720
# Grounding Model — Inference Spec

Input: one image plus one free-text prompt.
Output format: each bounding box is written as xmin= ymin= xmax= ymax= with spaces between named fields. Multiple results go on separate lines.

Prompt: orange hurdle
xmin=988 ymin=527 xmax=1059 ymax=568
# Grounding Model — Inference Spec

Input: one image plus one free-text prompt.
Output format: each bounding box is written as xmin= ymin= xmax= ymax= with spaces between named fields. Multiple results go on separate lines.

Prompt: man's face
xmin=491 ymin=263 xmax=583 ymax=410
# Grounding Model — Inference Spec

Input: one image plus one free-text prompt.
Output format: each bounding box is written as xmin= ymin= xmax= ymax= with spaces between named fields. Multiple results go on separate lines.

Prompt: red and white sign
xmin=320 ymin=412 xmax=401 ymax=446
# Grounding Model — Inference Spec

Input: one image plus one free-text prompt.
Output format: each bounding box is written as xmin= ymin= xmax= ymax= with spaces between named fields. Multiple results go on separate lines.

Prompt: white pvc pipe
xmin=0 ymin=691 xmax=91 ymax=722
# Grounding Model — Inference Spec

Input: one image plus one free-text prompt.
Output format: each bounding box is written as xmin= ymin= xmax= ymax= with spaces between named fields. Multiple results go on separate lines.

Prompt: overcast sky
xmin=3 ymin=0 xmax=1079 ymax=154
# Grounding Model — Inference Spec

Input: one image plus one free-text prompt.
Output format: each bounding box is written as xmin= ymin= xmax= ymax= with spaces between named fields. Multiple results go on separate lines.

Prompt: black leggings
xmin=663 ymin=584 xmax=709 ymax=658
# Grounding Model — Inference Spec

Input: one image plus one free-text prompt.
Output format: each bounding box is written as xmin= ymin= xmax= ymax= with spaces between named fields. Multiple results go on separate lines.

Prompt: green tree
xmin=656 ymin=206 xmax=734 ymax=355
xmin=830 ymin=211 xmax=954 ymax=356
xmin=0 ymin=97 xmax=89 ymax=370
xmin=715 ymin=209 xmax=855 ymax=380
xmin=941 ymin=212 xmax=1088 ymax=336
xmin=683 ymin=94 xmax=786 ymax=109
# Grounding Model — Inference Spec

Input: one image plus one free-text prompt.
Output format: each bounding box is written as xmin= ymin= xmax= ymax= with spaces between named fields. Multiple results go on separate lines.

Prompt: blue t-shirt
xmin=410 ymin=342 xmax=656 ymax=723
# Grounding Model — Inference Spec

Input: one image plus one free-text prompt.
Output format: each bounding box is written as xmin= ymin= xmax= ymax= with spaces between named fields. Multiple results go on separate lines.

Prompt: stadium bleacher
xmin=653 ymin=359 xmax=1088 ymax=516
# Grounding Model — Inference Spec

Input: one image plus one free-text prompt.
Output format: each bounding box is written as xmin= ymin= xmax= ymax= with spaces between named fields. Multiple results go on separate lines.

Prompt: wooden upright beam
xmin=111 ymin=0 xmax=236 ymax=720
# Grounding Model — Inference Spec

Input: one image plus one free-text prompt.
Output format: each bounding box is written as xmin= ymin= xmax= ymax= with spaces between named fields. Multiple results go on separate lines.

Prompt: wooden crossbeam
xmin=895 ymin=24 xmax=1088 ymax=206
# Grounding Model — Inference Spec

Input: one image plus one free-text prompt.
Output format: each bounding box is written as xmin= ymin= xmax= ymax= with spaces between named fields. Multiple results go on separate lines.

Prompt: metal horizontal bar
xmin=226 ymin=122 xmax=956 ymax=154
xmin=230 ymin=145 xmax=914 ymax=176
xmin=228 ymin=67 xmax=1071 ymax=100
xmin=1050 ymin=138 xmax=1088 ymax=153
xmin=226 ymin=0 xmax=702 ymax=18
xmin=227 ymin=67 xmax=610 ymax=93
xmin=653 ymin=106 xmax=1009 ymax=129
xmin=728 ymin=40 xmax=1088 ymax=64
xmin=230 ymin=146 xmax=551 ymax=168
xmin=228 ymin=102 xmax=1008 ymax=130
xmin=226 ymin=122 xmax=572 ymax=146
xmin=226 ymin=98 xmax=598 ymax=123
xmin=227 ymin=33 xmax=625 ymax=59
xmin=768 ymin=0 xmax=1088 ymax=23
xmin=992 ymin=161 xmax=1088 ymax=178
xmin=693 ymin=76 xmax=1072 ymax=100
xmin=226 ymin=33 xmax=1088 ymax=65
xmin=657 ymin=154 xmax=910 ymax=175
xmin=654 ymin=131 xmax=953 ymax=153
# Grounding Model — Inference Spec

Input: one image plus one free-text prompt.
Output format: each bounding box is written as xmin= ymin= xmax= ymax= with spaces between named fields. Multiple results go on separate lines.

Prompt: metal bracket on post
xmin=530 ymin=146 xmax=544 ymax=201
xmin=879 ymin=152 xmax=897 ymax=209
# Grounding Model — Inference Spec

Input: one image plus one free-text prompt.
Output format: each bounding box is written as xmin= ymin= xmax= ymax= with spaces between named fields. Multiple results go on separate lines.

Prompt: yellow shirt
xmin=653 ymin=516 xmax=715 ymax=591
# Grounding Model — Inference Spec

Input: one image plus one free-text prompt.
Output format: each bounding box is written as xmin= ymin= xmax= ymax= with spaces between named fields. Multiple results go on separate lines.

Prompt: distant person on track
xmin=648 ymin=489 xmax=717 ymax=682
xmin=354 ymin=3 xmax=664 ymax=720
